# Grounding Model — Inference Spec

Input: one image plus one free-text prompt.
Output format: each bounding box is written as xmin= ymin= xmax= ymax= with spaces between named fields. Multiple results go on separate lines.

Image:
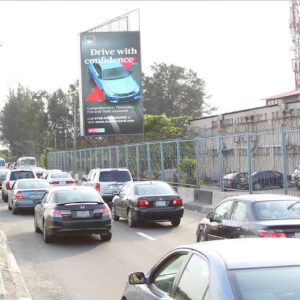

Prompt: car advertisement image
xmin=80 ymin=31 xmax=143 ymax=136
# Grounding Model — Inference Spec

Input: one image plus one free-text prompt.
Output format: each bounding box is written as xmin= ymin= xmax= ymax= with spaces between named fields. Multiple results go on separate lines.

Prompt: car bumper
xmin=106 ymin=91 xmax=140 ymax=103
xmin=132 ymin=206 xmax=184 ymax=222
xmin=48 ymin=219 xmax=112 ymax=236
xmin=15 ymin=199 xmax=39 ymax=209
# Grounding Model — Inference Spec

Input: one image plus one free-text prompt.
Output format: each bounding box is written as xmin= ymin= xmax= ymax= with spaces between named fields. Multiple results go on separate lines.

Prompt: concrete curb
xmin=0 ymin=230 xmax=32 ymax=300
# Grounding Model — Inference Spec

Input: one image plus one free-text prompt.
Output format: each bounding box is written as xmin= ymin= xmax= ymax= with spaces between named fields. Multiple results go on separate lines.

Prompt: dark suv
xmin=2 ymin=169 xmax=36 ymax=202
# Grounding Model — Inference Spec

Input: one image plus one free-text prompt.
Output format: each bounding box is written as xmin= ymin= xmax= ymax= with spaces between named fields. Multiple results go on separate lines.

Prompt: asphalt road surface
xmin=0 ymin=199 xmax=205 ymax=300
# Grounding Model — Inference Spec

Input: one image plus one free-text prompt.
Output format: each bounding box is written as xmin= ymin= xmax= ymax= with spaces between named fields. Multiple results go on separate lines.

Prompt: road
xmin=0 ymin=199 xmax=205 ymax=300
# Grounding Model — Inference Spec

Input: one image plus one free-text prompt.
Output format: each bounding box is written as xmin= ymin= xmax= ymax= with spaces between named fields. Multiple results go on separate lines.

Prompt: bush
xmin=178 ymin=157 xmax=197 ymax=186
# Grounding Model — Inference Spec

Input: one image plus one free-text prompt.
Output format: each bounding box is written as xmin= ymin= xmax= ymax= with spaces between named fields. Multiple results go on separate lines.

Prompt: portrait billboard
xmin=80 ymin=31 xmax=143 ymax=136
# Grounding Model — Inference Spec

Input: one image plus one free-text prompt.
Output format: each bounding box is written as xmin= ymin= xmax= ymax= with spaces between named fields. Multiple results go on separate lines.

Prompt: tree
xmin=143 ymin=63 xmax=215 ymax=118
xmin=0 ymin=85 xmax=48 ymax=157
xmin=144 ymin=113 xmax=190 ymax=141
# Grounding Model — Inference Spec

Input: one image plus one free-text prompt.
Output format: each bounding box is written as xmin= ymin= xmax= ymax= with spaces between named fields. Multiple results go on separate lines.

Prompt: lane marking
xmin=136 ymin=232 xmax=157 ymax=241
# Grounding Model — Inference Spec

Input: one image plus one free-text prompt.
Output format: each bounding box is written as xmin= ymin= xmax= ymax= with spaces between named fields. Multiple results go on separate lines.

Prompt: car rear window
xmin=0 ymin=160 xmax=5 ymax=166
xmin=20 ymin=158 xmax=36 ymax=166
xmin=254 ymin=200 xmax=300 ymax=220
xmin=135 ymin=183 xmax=175 ymax=196
xmin=10 ymin=171 xmax=34 ymax=180
xmin=229 ymin=266 xmax=300 ymax=300
xmin=50 ymin=173 xmax=71 ymax=179
xmin=17 ymin=180 xmax=49 ymax=189
xmin=53 ymin=189 xmax=102 ymax=204
xmin=99 ymin=171 xmax=131 ymax=182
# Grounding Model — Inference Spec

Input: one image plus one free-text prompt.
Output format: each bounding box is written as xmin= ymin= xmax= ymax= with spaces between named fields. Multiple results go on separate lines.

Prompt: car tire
xmin=253 ymin=182 xmax=261 ymax=191
xmin=197 ymin=230 xmax=206 ymax=242
xmin=171 ymin=218 xmax=181 ymax=227
xmin=34 ymin=214 xmax=41 ymax=233
xmin=43 ymin=221 xmax=54 ymax=243
xmin=100 ymin=232 xmax=112 ymax=241
xmin=236 ymin=183 xmax=242 ymax=190
xmin=297 ymin=185 xmax=300 ymax=190
xmin=12 ymin=204 xmax=18 ymax=215
xmin=8 ymin=201 xmax=11 ymax=211
xmin=111 ymin=205 xmax=119 ymax=221
xmin=127 ymin=209 xmax=136 ymax=228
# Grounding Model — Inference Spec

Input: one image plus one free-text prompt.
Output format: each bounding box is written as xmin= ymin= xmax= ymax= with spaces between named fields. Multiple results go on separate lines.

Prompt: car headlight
xmin=107 ymin=91 xmax=116 ymax=96
xmin=134 ymin=87 xmax=140 ymax=93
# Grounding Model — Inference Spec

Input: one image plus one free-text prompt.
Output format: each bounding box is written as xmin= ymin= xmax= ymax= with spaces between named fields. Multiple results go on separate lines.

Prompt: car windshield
xmin=20 ymin=159 xmax=36 ymax=166
xmin=99 ymin=171 xmax=131 ymax=182
xmin=0 ymin=160 xmax=5 ymax=166
xmin=53 ymin=189 xmax=102 ymax=204
xmin=229 ymin=266 xmax=300 ymax=300
xmin=10 ymin=171 xmax=34 ymax=180
xmin=50 ymin=173 xmax=71 ymax=179
xmin=103 ymin=67 xmax=130 ymax=80
xmin=17 ymin=180 xmax=49 ymax=189
xmin=135 ymin=183 xmax=175 ymax=196
xmin=254 ymin=200 xmax=300 ymax=220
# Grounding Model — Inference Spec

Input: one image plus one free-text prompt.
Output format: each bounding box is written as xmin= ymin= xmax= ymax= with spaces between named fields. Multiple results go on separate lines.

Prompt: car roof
xmin=17 ymin=156 xmax=36 ymax=160
xmin=11 ymin=169 xmax=35 ymax=172
xmin=98 ymin=62 xmax=123 ymax=70
xmin=179 ymin=238 xmax=300 ymax=269
xmin=223 ymin=193 xmax=300 ymax=202
xmin=91 ymin=168 xmax=130 ymax=172
xmin=132 ymin=181 xmax=171 ymax=185
xmin=49 ymin=186 xmax=95 ymax=193
xmin=15 ymin=178 xmax=46 ymax=182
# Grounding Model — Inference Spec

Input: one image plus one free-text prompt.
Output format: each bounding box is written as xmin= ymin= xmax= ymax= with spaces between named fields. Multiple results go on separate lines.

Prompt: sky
xmin=0 ymin=1 xmax=295 ymax=115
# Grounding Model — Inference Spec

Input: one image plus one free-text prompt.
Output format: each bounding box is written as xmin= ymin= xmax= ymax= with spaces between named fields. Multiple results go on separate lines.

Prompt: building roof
xmin=264 ymin=89 xmax=300 ymax=100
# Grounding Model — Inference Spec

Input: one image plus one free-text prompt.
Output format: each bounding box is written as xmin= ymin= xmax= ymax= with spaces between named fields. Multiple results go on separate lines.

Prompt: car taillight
xmin=95 ymin=183 xmax=100 ymax=191
xmin=258 ymin=230 xmax=287 ymax=238
xmin=243 ymin=178 xmax=248 ymax=183
xmin=171 ymin=198 xmax=183 ymax=206
xmin=16 ymin=191 xmax=24 ymax=200
xmin=94 ymin=205 xmax=111 ymax=217
xmin=6 ymin=182 xmax=9 ymax=189
xmin=137 ymin=199 xmax=151 ymax=207
xmin=66 ymin=180 xmax=74 ymax=184
xmin=225 ymin=178 xmax=232 ymax=182
xmin=51 ymin=209 xmax=71 ymax=218
xmin=49 ymin=181 xmax=59 ymax=184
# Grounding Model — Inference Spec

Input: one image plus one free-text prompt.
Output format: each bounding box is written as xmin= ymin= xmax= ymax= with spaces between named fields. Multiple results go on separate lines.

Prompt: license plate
xmin=32 ymin=194 xmax=40 ymax=199
xmin=156 ymin=201 xmax=166 ymax=207
xmin=76 ymin=211 xmax=89 ymax=218
xmin=295 ymin=232 xmax=300 ymax=238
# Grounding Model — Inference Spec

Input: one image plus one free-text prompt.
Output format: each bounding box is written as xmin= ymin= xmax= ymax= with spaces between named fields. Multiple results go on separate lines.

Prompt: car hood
xmin=101 ymin=76 xmax=138 ymax=94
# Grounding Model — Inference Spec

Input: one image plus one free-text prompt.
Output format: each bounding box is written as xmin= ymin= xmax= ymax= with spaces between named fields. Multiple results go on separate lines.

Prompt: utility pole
xmin=72 ymin=91 xmax=77 ymax=149
xmin=290 ymin=0 xmax=300 ymax=89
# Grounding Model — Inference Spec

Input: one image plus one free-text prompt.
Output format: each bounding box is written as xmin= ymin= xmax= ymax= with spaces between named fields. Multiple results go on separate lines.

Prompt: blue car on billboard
xmin=88 ymin=62 xmax=140 ymax=103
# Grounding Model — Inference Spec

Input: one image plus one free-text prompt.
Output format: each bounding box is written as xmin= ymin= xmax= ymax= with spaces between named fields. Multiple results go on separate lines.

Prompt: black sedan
xmin=34 ymin=186 xmax=112 ymax=243
xmin=112 ymin=181 xmax=184 ymax=227
xmin=196 ymin=194 xmax=300 ymax=242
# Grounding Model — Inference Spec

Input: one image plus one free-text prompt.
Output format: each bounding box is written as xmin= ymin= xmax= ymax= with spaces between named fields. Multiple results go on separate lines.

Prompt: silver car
xmin=46 ymin=172 xmax=75 ymax=186
xmin=123 ymin=238 xmax=300 ymax=300
xmin=82 ymin=168 xmax=133 ymax=205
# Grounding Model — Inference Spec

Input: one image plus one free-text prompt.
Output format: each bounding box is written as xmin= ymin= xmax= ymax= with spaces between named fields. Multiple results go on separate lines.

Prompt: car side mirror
xmin=81 ymin=178 xmax=87 ymax=182
xmin=128 ymin=272 xmax=146 ymax=285
xmin=207 ymin=211 xmax=213 ymax=220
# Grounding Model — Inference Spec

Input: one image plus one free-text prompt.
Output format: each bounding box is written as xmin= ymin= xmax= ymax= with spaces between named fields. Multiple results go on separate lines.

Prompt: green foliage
xmin=178 ymin=157 xmax=197 ymax=186
xmin=144 ymin=113 xmax=190 ymax=141
xmin=143 ymin=63 xmax=216 ymax=118
xmin=39 ymin=147 xmax=55 ymax=169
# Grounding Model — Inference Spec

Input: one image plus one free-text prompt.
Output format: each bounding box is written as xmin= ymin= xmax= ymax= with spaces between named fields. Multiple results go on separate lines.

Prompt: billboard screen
xmin=80 ymin=31 xmax=143 ymax=136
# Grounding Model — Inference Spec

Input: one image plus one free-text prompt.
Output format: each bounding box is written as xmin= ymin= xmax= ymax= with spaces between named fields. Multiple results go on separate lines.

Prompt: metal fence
xmin=47 ymin=128 xmax=300 ymax=196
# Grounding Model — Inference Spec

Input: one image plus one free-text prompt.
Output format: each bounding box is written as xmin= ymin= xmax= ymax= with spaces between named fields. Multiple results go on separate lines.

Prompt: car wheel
xmin=197 ymin=230 xmax=206 ymax=242
xmin=171 ymin=218 xmax=181 ymax=226
xmin=34 ymin=214 xmax=41 ymax=233
xmin=111 ymin=205 xmax=119 ymax=221
xmin=297 ymin=185 xmax=300 ymax=191
xmin=8 ymin=200 xmax=11 ymax=210
xmin=127 ymin=209 xmax=136 ymax=228
xmin=43 ymin=221 xmax=54 ymax=243
xmin=12 ymin=204 xmax=18 ymax=215
xmin=100 ymin=232 xmax=112 ymax=241
xmin=253 ymin=182 xmax=261 ymax=191
xmin=236 ymin=183 xmax=242 ymax=190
